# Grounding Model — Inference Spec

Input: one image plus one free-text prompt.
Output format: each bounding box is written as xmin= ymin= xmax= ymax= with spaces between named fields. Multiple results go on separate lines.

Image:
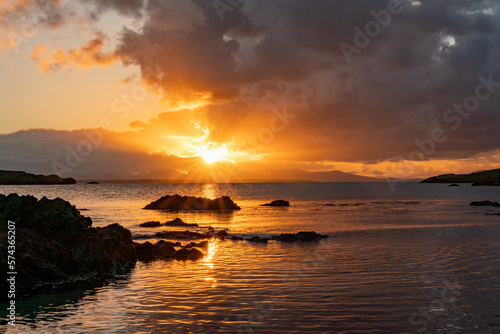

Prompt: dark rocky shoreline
xmin=0 ymin=194 xmax=135 ymax=298
xmin=0 ymin=170 xmax=76 ymax=185
xmin=1 ymin=193 xmax=329 ymax=299
xmin=421 ymin=168 xmax=500 ymax=185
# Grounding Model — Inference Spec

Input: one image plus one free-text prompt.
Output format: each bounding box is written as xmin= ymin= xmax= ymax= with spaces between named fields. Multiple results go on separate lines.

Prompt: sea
xmin=1 ymin=182 xmax=500 ymax=333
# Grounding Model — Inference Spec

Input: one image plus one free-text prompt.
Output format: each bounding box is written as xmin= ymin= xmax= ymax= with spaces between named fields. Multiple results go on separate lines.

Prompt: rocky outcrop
xmin=135 ymin=241 xmax=176 ymax=261
xmin=272 ymin=231 xmax=328 ymax=242
xmin=139 ymin=221 xmax=161 ymax=227
xmin=448 ymin=184 xmax=460 ymax=187
xmin=144 ymin=194 xmax=240 ymax=212
xmin=0 ymin=194 xmax=136 ymax=297
xmin=173 ymin=248 xmax=204 ymax=261
xmin=470 ymin=200 xmax=500 ymax=207
xmin=0 ymin=170 xmax=76 ymax=185
xmin=165 ymin=218 xmax=199 ymax=227
xmin=261 ymin=200 xmax=290 ymax=207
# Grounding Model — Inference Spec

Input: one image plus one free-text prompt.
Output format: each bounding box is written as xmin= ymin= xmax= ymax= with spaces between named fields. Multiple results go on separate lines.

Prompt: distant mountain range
xmin=81 ymin=166 xmax=386 ymax=183
xmin=1 ymin=167 xmax=390 ymax=184
xmin=95 ymin=164 xmax=385 ymax=183
xmin=421 ymin=168 xmax=500 ymax=185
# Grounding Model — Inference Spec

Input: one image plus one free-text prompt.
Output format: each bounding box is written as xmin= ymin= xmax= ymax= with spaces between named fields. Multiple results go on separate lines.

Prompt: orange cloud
xmin=31 ymin=29 xmax=118 ymax=73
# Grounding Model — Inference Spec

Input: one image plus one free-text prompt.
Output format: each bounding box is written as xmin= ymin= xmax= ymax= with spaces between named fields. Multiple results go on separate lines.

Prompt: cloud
xmin=31 ymin=29 xmax=118 ymax=72
xmin=4 ymin=0 xmax=500 ymax=177
xmin=0 ymin=0 xmax=74 ymax=50
xmin=101 ymin=0 xmax=500 ymax=166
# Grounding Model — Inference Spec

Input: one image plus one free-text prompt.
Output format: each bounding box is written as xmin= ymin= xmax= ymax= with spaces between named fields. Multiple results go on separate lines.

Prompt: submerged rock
xmin=185 ymin=240 xmax=209 ymax=250
xmin=0 ymin=194 xmax=136 ymax=297
xmin=165 ymin=218 xmax=199 ymax=227
xmin=213 ymin=230 xmax=229 ymax=240
xmin=448 ymin=183 xmax=460 ymax=187
xmin=261 ymin=200 xmax=290 ymax=207
xmin=155 ymin=230 xmax=210 ymax=240
xmin=470 ymin=200 xmax=500 ymax=207
xmin=139 ymin=221 xmax=162 ymax=227
xmin=247 ymin=236 xmax=269 ymax=243
xmin=144 ymin=194 xmax=240 ymax=212
xmin=472 ymin=181 xmax=500 ymax=186
xmin=273 ymin=231 xmax=328 ymax=243
xmin=87 ymin=181 xmax=100 ymax=184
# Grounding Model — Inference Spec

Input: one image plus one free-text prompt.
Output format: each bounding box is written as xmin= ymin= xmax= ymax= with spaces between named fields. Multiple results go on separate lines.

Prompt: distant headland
xmin=421 ymin=168 xmax=500 ymax=186
xmin=0 ymin=170 xmax=76 ymax=185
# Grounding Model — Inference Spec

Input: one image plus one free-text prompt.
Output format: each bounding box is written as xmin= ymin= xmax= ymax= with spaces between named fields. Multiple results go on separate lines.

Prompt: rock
xmin=87 ymin=181 xmax=100 ymax=184
xmin=247 ymin=236 xmax=269 ymax=243
xmin=135 ymin=241 xmax=157 ymax=261
xmin=273 ymin=231 xmax=328 ymax=243
xmin=0 ymin=194 xmax=136 ymax=297
xmin=470 ymin=200 xmax=500 ymax=207
xmin=185 ymin=240 xmax=209 ymax=250
xmin=0 ymin=170 xmax=76 ymax=185
xmin=135 ymin=240 xmax=177 ymax=261
xmin=261 ymin=200 xmax=290 ymax=207
xmin=230 ymin=236 xmax=244 ymax=241
xmin=214 ymin=230 xmax=229 ymax=239
xmin=173 ymin=248 xmax=204 ymax=261
xmin=472 ymin=181 xmax=500 ymax=186
xmin=144 ymin=194 xmax=240 ymax=212
xmin=139 ymin=221 xmax=161 ymax=227
xmin=155 ymin=230 xmax=209 ymax=240
xmin=165 ymin=218 xmax=199 ymax=227
xmin=156 ymin=241 xmax=177 ymax=258
xmin=448 ymin=184 xmax=460 ymax=187
xmin=325 ymin=203 xmax=336 ymax=206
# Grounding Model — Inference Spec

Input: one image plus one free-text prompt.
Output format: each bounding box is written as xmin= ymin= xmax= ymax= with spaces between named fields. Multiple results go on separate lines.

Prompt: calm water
xmin=1 ymin=182 xmax=500 ymax=333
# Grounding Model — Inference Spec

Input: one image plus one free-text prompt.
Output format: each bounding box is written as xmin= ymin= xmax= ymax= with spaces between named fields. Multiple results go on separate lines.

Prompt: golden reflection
xmin=203 ymin=239 xmax=219 ymax=288
xmin=201 ymin=183 xmax=217 ymax=199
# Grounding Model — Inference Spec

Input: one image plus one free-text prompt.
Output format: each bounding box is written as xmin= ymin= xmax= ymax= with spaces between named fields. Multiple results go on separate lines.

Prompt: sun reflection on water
xmin=201 ymin=183 xmax=218 ymax=200
xmin=203 ymin=240 xmax=219 ymax=288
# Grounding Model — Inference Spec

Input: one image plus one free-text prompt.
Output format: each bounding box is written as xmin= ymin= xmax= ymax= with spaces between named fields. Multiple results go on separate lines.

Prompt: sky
xmin=1 ymin=0 xmax=500 ymax=181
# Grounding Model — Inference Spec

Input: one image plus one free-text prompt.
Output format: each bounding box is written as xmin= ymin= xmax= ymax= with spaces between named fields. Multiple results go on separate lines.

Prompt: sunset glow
xmin=0 ymin=0 xmax=499 ymax=181
xmin=196 ymin=144 xmax=230 ymax=163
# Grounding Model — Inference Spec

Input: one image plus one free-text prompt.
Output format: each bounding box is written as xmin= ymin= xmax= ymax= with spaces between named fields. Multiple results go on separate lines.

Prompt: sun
xmin=196 ymin=144 xmax=230 ymax=163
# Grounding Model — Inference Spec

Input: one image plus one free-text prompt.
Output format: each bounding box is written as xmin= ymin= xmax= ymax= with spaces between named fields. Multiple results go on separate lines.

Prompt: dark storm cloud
xmin=6 ymin=0 xmax=500 ymax=173
xmin=101 ymin=0 xmax=500 ymax=163
xmin=81 ymin=0 xmax=144 ymax=19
